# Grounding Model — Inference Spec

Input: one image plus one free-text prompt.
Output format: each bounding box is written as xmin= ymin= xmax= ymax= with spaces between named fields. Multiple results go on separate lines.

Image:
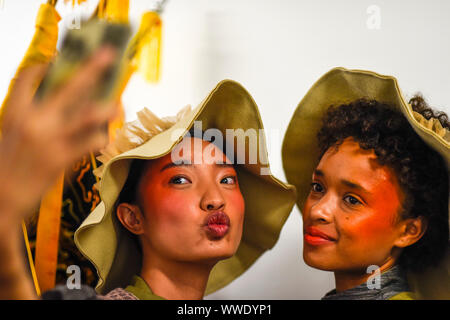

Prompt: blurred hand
xmin=0 ymin=46 xmax=118 ymax=219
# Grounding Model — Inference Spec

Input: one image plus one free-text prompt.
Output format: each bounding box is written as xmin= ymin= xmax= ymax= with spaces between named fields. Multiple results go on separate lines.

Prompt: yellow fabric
xmin=75 ymin=80 xmax=297 ymax=295
xmin=64 ymin=0 xmax=88 ymax=6
xmin=107 ymin=63 xmax=133 ymax=143
xmin=135 ymin=12 xmax=162 ymax=82
xmin=282 ymin=67 xmax=450 ymax=300
xmin=107 ymin=11 xmax=162 ymax=140
xmin=34 ymin=173 xmax=65 ymax=292
xmin=0 ymin=3 xmax=60 ymax=128
xmin=22 ymin=221 xmax=41 ymax=297
xmin=389 ymin=292 xmax=415 ymax=300
xmin=95 ymin=5 xmax=162 ymax=141
xmin=127 ymin=11 xmax=162 ymax=83
xmin=97 ymin=0 xmax=129 ymax=24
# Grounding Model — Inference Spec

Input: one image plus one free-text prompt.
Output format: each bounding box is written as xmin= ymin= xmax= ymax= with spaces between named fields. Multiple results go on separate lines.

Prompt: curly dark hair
xmin=316 ymin=96 xmax=449 ymax=273
xmin=409 ymin=94 xmax=449 ymax=130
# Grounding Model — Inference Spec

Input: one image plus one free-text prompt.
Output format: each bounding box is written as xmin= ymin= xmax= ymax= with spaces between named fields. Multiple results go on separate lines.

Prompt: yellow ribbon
xmin=128 ymin=11 xmax=163 ymax=83
xmin=97 ymin=0 xmax=129 ymax=24
xmin=63 ymin=0 xmax=88 ymax=6
xmin=0 ymin=4 xmax=61 ymax=126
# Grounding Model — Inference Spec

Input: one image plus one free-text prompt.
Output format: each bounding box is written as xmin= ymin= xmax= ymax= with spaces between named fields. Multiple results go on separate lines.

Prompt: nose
xmin=200 ymin=185 xmax=225 ymax=211
xmin=307 ymin=194 xmax=334 ymax=224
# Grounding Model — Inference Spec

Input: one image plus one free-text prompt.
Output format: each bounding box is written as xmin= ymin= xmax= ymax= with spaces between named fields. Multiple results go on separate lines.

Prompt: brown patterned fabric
xmin=42 ymin=285 xmax=139 ymax=300
xmin=26 ymin=154 xmax=101 ymax=288
xmin=101 ymin=288 xmax=139 ymax=300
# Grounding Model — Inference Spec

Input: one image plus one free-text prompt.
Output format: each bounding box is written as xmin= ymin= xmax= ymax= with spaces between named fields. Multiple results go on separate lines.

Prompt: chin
xmin=210 ymin=245 xmax=238 ymax=260
xmin=303 ymin=251 xmax=336 ymax=271
xmin=196 ymin=244 xmax=239 ymax=263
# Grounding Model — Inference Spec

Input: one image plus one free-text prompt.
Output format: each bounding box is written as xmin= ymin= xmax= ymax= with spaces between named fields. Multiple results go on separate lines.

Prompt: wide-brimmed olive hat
xmin=282 ymin=67 xmax=449 ymax=211
xmin=282 ymin=67 xmax=449 ymax=299
xmin=75 ymin=79 xmax=297 ymax=295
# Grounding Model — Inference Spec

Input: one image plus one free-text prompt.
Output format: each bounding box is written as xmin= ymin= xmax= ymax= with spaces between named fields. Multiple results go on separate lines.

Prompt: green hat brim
xmin=75 ymin=79 xmax=297 ymax=295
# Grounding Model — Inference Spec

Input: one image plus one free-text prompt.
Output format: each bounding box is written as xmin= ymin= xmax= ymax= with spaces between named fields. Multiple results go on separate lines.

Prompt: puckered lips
xmin=203 ymin=211 xmax=230 ymax=240
xmin=304 ymin=226 xmax=337 ymax=246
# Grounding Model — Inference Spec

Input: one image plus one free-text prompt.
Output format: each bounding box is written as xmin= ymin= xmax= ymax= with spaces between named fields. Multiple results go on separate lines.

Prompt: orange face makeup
xmin=134 ymin=137 xmax=245 ymax=264
xmin=302 ymin=137 xmax=405 ymax=272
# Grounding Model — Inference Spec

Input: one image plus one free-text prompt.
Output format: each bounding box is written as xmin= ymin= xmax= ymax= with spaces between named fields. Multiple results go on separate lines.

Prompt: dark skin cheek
xmin=340 ymin=212 xmax=397 ymax=247
xmin=336 ymin=182 xmax=402 ymax=242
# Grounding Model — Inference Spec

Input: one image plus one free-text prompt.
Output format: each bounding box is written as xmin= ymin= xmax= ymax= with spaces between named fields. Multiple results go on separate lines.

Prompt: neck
xmin=334 ymin=257 xmax=397 ymax=293
xmin=140 ymin=249 xmax=215 ymax=300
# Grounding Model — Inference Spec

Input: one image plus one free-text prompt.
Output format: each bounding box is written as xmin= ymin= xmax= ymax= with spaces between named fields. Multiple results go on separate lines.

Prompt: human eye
xmin=311 ymin=182 xmax=325 ymax=193
xmin=169 ymin=175 xmax=191 ymax=185
xmin=343 ymin=194 xmax=363 ymax=206
xmin=221 ymin=176 xmax=237 ymax=185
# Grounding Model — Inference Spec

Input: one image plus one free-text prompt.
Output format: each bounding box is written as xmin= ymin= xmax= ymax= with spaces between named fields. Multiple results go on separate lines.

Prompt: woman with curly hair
xmin=282 ymin=68 xmax=449 ymax=300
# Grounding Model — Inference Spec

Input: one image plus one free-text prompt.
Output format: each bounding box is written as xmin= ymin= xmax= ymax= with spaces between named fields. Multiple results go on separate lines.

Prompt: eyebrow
xmin=314 ymin=169 xmax=371 ymax=195
xmin=341 ymin=180 xmax=370 ymax=194
xmin=314 ymin=169 xmax=324 ymax=177
xmin=160 ymin=162 xmax=234 ymax=172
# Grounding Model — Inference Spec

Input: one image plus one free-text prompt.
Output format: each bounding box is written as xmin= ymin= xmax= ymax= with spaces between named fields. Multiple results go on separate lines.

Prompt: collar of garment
xmin=321 ymin=265 xmax=412 ymax=300
xmin=125 ymin=275 xmax=166 ymax=300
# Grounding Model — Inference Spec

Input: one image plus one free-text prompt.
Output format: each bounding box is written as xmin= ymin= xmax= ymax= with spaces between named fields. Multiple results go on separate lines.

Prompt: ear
xmin=394 ymin=216 xmax=427 ymax=248
xmin=116 ymin=203 xmax=145 ymax=235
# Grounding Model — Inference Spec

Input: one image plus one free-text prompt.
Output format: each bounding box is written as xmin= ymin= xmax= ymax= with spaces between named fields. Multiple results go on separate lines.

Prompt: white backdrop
xmin=0 ymin=0 xmax=449 ymax=299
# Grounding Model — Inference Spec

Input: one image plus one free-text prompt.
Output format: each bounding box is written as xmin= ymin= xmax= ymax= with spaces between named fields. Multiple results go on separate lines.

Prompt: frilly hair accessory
xmin=93 ymin=105 xmax=191 ymax=186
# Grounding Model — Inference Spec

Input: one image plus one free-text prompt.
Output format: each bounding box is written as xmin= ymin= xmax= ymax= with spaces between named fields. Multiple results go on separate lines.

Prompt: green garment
xmin=389 ymin=292 xmax=415 ymax=300
xmin=124 ymin=275 xmax=165 ymax=300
